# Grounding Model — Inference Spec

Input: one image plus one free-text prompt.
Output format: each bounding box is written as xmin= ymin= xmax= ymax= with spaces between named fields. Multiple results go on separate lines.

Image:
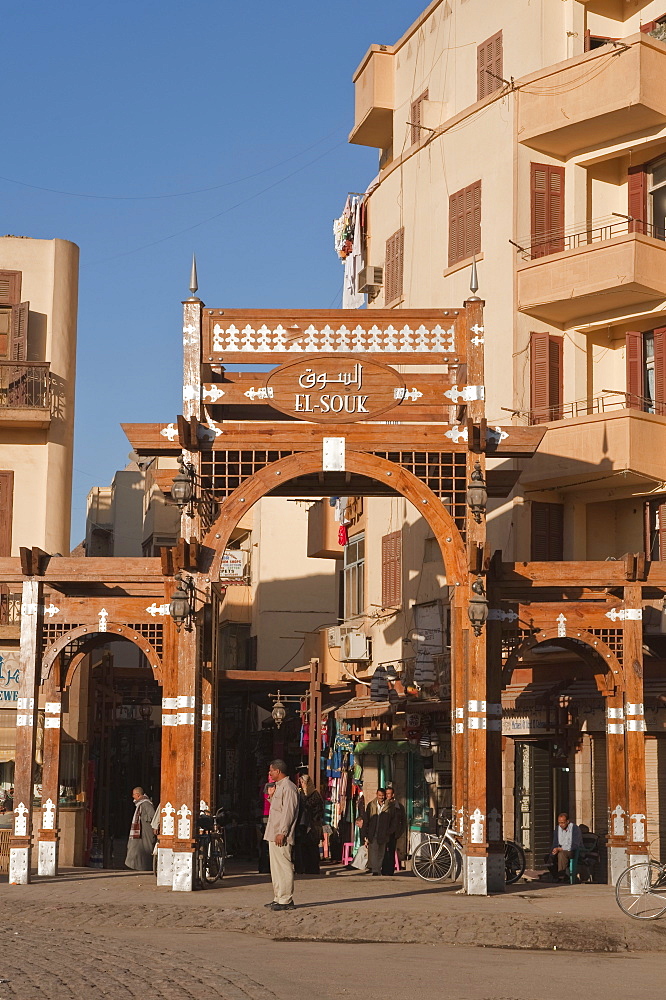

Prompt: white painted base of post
xmin=463 ymin=852 xmax=505 ymax=895
xmin=608 ymin=845 xmax=628 ymax=885
xmin=37 ymin=840 xmax=58 ymax=877
xmin=172 ymin=851 xmax=195 ymax=891
xmin=156 ymin=847 xmax=174 ymax=886
xmin=9 ymin=847 xmax=31 ymax=884
xmin=628 ymin=852 xmax=650 ymax=869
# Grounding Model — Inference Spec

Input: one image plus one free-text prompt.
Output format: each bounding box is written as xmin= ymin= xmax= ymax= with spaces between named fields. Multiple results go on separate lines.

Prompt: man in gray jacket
xmin=264 ymin=759 xmax=299 ymax=910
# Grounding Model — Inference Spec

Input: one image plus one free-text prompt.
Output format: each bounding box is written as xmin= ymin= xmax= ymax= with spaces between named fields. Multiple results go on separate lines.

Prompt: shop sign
xmin=502 ymin=712 xmax=555 ymax=736
xmin=0 ymin=650 xmax=20 ymax=703
xmin=265 ymin=356 xmax=405 ymax=424
xmin=219 ymin=550 xmax=248 ymax=583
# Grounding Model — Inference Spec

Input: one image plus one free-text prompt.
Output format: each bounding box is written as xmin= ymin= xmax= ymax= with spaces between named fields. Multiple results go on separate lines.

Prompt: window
xmin=384 ymin=228 xmax=404 ymax=304
xmin=530 ymin=163 xmax=564 ymax=258
xmin=381 ymin=531 xmax=401 ymax=607
xmin=477 ymin=31 xmax=503 ymax=101
xmin=0 ymin=271 xmax=26 ymax=361
xmin=448 ymin=182 xmax=481 ymax=267
xmin=626 ymin=329 xmax=666 ymax=414
xmin=645 ymin=499 xmax=666 ymax=559
xmin=649 ymin=157 xmax=666 ymax=241
xmin=530 ymin=332 xmax=563 ymax=423
xmin=343 ymin=532 xmax=365 ymax=620
xmin=531 ymin=502 xmax=564 ymax=561
xmin=410 ymin=89 xmax=429 ymax=146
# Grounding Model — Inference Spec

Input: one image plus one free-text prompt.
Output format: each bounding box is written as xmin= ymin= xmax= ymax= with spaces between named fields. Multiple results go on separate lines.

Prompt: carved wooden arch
xmin=201 ymin=449 xmax=467 ymax=587
xmin=41 ymin=624 xmax=163 ymax=686
xmin=502 ymin=626 xmax=623 ymax=696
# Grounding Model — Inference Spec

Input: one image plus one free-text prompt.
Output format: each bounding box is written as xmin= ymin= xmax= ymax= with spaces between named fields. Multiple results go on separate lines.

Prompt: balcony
xmin=578 ymin=0 xmax=652 ymax=17
xmin=0 ymin=362 xmax=51 ymax=428
xmin=516 ymin=220 xmax=666 ymax=326
xmin=349 ymin=46 xmax=394 ymax=149
xmin=518 ymin=403 xmax=666 ymax=491
xmin=517 ymin=34 xmax=666 ymax=158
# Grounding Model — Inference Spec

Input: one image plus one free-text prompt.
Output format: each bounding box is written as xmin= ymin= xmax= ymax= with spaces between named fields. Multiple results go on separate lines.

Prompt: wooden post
xmin=156 ymin=580 xmax=179 ymax=886
xmin=37 ymin=656 xmax=62 ymax=877
xmin=623 ymin=583 xmax=649 ymax=868
xmin=199 ymin=616 xmax=215 ymax=814
xmin=459 ymin=297 xmax=503 ymax=894
xmin=9 ymin=580 xmax=44 ymax=884
xmin=450 ymin=602 xmax=466 ymax=836
xmin=605 ymin=688 xmax=629 ymax=884
xmin=172 ymin=621 xmax=200 ymax=891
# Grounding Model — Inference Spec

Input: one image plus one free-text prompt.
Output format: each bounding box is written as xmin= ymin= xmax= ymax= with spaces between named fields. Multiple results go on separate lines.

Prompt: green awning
xmin=354 ymin=740 xmax=419 ymax=756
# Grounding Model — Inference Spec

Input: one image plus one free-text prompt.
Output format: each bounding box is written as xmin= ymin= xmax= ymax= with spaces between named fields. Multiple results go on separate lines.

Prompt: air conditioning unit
xmin=358 ymin=266 xmax=383 ymax=293
xmin=339 ymin=631 xmax=371 ymax=662
xmin=327 ymin=626 xmax=342 ymax=648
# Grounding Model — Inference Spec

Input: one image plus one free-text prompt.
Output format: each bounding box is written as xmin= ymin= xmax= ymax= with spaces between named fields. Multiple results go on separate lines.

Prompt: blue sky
xmin=3 ymin=0 xmax=428 ymax=545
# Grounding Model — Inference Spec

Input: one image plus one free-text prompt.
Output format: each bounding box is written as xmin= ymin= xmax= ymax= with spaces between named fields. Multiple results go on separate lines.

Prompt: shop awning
xmin=502 ymin=679 xmax=568 ymax=710
xmin=334 ymin=696 xmax=397 ymax=719
xmin=354 ymin=740 xmax=420 ymax=755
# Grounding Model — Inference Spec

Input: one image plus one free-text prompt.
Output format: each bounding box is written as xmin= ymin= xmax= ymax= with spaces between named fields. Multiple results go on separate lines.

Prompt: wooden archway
xmin=201 ymin=449 xmax=467 ymax=587
xmin=41 ymin=623 xmax=163 ymax=685
xmin=502 ymin=625 xmax=623 ymax=695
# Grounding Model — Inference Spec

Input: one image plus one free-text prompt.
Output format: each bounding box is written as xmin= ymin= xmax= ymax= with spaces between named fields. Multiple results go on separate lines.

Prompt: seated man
xmin=548 ymin=812 xmax=583 ymax=881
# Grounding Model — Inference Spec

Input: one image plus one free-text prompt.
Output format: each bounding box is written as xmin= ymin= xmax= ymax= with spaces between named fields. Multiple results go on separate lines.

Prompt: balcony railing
xmin=0 ymin=362 xmax=50 ymax=409
xmin=502 ymin=390 xmax=663 ymax=426
xmin=513 ymin=215 xmax=662 ymax=261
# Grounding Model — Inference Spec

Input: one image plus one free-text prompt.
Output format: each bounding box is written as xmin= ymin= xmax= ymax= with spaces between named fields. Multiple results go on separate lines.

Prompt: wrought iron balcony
xmin=0 ymin=362 xmax=51 ymax=424
xmin=0 ymin=592 xmax=21 ymax=627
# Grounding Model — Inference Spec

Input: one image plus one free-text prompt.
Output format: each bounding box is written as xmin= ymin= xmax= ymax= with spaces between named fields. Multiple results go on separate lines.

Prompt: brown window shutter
xmin=448 ymin=191 xmax=461 ymax=267
xmin=410 ymin=90 xmax=428 ymax=146
xmin=0 ymin=472 xmax=14 ymax=557
xmin=0 ymin=271 xmax=21 ymax=306
xmin=531 ymin=163 xmax=564 ymax=257
xmin=10 ymin=302 xmax=29 ymax=361
xmin=385 ymin=229 xmax=404 ymax=304
xmin=549 ymin=336 xmax=563 ymax=419
xmin=449 ymin=183 xmax=481 ymax=266
xmin=584 ymin=29 xmax=591 ymax=51
xmin=478 ymin=31 xmax=502 ymax=100
xmin=625 ymin=331 xmax=644 ymax=409
xmin=654 ymin=327 xmax=666 ymax=416
xmin=531 ymin=502 xmax=564 ymax=561
xmin=381 ymin=531 xmax=402 ymax=606
xmin=530 ymin=331 xmax=550 ymax=422
xmin=628 ymin=166 xmax=647 ymax=234
xmin=659 ymin=502 xmax=666 ymax=561
xmin=472 ymin=181 xmax=481 ymax=256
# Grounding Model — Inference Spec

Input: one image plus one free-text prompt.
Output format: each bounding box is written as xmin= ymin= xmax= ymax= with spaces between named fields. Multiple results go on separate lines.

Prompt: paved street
xmin=0 ymin=863 xmax=665 ymax=997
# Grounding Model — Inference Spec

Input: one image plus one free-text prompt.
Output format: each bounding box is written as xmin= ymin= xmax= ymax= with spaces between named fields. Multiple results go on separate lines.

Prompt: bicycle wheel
xmin=412 ymin=838 xmax=455 ymax=882
xmin=505 ymin=840 xmax=526 ymax=884
xmin=615 ymin=861 xmax=666 ymax=919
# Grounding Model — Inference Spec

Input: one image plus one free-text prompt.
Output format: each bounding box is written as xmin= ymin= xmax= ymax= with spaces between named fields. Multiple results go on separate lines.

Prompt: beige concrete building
xmin=338 ymin=0 xmax=666 ymax=872
xmin=0 ymin=236 xmax=78 ymax=854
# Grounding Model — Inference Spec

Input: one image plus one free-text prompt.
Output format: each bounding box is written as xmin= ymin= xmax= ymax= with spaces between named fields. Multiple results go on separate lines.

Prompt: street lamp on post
xmin=466 ymin=461 xmax=488 ymax=523
xmin=271 ymin=693 xmax=287 ymax=728
xmin=467 ymin=575 xmax=489 ymax=637
xmin=169 ymin=573 xmax=195 ymax=632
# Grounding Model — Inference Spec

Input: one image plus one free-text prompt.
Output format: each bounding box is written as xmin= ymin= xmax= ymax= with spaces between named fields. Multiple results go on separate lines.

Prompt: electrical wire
xmin=84 ymin=138 xmax=346 ymax=267
xmin=0 ymin=124 xmax=347 ymax=201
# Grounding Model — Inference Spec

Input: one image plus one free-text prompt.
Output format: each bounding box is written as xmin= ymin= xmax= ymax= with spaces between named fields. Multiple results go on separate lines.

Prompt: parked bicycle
xmin=412 ymin=815 xmax=526 ymax=885
xmin=195 ymin=808 xmax=227 ymax=888
xmin=615 ymin=856 xmax=666 ymax=919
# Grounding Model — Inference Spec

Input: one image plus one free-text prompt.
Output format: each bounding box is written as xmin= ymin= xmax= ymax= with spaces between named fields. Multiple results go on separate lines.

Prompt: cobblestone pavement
xmin=0 ymin=926 xmax=276 ymax=1000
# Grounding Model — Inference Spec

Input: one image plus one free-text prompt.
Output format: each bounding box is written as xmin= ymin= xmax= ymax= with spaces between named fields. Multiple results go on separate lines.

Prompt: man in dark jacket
xmin=382 ymin=786 xmax=406 ymax=874
xmin=362 ymin=788 xmax=395 ymax=875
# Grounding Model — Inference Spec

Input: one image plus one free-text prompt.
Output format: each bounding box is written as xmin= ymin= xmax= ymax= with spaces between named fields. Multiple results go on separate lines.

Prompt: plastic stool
xmin=342 ymin=842 xmax=354 ymax=866
xmin=394 ymin=851 xmax=401 ymax=872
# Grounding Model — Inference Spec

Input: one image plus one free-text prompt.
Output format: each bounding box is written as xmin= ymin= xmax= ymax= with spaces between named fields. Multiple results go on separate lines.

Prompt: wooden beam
xmin=0 ymin=557 xmax=164 ymax=585
xmin=220 ymin=670 xmax=312 ymax=683
xmin=499 ymin=561 xmax=666 ymax=588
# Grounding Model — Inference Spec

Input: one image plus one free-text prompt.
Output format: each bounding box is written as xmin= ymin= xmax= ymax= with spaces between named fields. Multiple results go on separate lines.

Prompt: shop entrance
xmin=87 ymin=644 xmax=161 ymax=869
xmin=514 ymin=741 xmax=553 ymax=868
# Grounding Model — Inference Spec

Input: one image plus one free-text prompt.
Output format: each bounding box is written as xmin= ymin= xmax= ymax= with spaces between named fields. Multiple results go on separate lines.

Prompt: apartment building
xmin=0 ymin=236 xmax=78 ymax=828
xmin=337 ymin=0 xmax=666 ymax=869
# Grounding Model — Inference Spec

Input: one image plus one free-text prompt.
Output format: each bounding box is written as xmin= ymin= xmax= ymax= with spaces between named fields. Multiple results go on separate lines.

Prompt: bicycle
xmin=412 ymin=816 xmax=526 ymax=885
xmin=615 ymin=857 xmax=666 ymax=919
xmin=195 ymin=808 xmax=227 ymax=888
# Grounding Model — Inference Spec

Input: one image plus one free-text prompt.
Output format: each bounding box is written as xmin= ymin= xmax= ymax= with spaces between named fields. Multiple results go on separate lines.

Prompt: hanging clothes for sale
xmin=338 ymin=524 xmax=349 ymax=546
xmin=370 ymin=665 xmax=390 ymax=702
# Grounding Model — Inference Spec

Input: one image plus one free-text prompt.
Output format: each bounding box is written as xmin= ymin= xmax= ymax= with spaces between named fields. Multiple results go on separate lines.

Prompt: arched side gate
xmin=493 ymin=580 xmax=654 ymax=884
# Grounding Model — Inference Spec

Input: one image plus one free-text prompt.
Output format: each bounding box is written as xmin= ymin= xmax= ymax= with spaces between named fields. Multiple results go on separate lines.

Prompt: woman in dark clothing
xmin=294 ymin=774 xmax=324 ymax=874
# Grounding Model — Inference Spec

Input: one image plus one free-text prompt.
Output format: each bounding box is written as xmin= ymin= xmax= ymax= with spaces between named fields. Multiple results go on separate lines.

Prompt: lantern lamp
xmin=466 ymin=461 xmax=488 ymax=523
xmin=271 ymin=693 xmax=287 ymax=728
xmin=169 ymin=574 xmax=192 ymax=631
xmin=171 ymin=456 xmax=195 ymax=507
xmin=467 ymin=576 xmax=489 ymax=636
